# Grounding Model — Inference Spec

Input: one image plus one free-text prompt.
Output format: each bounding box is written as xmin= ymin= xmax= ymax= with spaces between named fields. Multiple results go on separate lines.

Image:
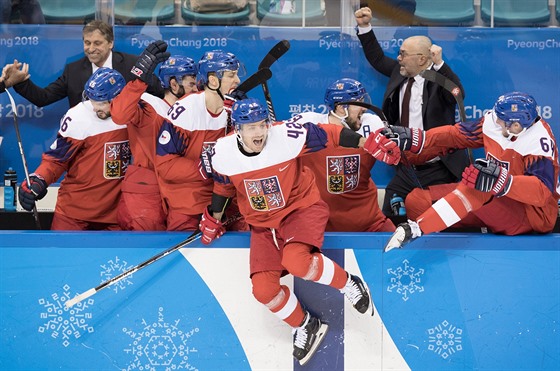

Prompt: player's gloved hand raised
xmin=223 ymin=89 xmax=248 ymax=114
xmin=384 ymin=125 xmax=424 ymax=154
xmin=461 ymin=158 xmax=512 ymax=197
xmin=131 ymin=40 xmax=170 ymax=83
xmin=18 ymin=174 xmax=48 ymax=211
xmin=199 ymin=207 xmax=225 ymax=245
xmin=363 ymin=128 xmax=401 ymax=165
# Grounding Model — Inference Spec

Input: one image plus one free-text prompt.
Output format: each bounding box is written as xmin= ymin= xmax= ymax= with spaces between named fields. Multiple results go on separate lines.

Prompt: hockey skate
xmin=340 ymin=274 xmax=373 ymax=316
xmin=384 ymin=220 xmax=422 ymax=252
xmin=292 ymin=312 xmax=329 ymax=366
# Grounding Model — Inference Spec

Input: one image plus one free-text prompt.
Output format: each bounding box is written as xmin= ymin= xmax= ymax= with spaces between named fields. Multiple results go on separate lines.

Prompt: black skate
xmin=384 ymin=220 xmax=422 ymax=252
xmin=292 ymin=312 xmax=329 ymax=365
xmin=341 ymin=274 xmax=373 ymax=316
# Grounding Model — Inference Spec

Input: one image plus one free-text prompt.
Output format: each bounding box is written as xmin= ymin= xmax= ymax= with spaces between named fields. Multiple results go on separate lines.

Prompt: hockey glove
xmin=461 ymin=158 xmax=512 ymax=197
xmin=199 ymin=207 xmax=225 ymax=245
xmin=18 ymin=174 xmax=48 ymax=211
xmin=363 ymin=129 xmax=401 ymax=165
xmin=223 ymin=89 xmax=248 ymax=114
xmin=131 ymin=40 xmax=170 ymax=83
xmin=384 ymin=125 xmax=424 ymax=154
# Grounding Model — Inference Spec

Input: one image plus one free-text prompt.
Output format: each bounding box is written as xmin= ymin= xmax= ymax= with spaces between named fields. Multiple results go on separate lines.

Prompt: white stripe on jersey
xmin=165 ymin=91 xmax=227 ymax=131
xmin=292 ymin=111 xmax=384 ymax=137
xmin=212 ymin=124 xmax=307 ymax=176
xmin=140 ymin=92 xmax=171 ymax=118
xmin=58 ymin=101 xmax=125 ymax=140
xmin=483 ymin=111 xmax=554 ymax=158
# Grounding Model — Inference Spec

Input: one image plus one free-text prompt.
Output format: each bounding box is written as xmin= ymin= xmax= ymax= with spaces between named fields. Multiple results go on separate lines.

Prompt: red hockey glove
xmin=461 ymin=159 xmax=512 ymax=197
xmin=199 ymin=207 xmax=225 ymax=245
xmin=363 ymin=129 xmax=401 ymax=165
xmin=384 ymin=125 xmax=424 ymax=154
xmin=18 ymin=174 xmax=48 ymax=211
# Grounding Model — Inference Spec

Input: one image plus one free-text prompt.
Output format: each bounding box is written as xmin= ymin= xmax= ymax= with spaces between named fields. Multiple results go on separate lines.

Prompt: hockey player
xmin=110 ymin=40 xmax=200 ymax=230
xmin=383 ymin=92 xmax=560 ymax=252
xmin=156 ymin=50 xmax=247 ymax=231
xmin=297 ymin=78 xmax=396 ymax=232
xmin=198 ymin=98 xmax=397 ymax=365
xmin=18 ymin=68 xmax=129 ymax=230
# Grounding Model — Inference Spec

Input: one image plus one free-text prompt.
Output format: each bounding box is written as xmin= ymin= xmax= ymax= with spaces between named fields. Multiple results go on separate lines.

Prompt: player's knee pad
xmin=281 ymin=242 xmax=313 ymax=278
xmin=251 ymin=271 xmax=282 ymax=305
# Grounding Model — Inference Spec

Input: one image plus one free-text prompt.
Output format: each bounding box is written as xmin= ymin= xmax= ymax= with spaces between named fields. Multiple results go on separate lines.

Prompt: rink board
xmin=0 ymin=231 xmax=559 ymax=370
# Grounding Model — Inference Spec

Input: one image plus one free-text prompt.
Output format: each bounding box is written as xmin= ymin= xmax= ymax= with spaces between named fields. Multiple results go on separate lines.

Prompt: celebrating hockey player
xmin=298 ymin=77 xmax=396 ymax=232
xmin=197 ymin=98 xmax=398 ymax=365
xmin=18 ymin=68 xmax=128 ymax=230
xmin=382 ymin=92 xmax=560 ymax=252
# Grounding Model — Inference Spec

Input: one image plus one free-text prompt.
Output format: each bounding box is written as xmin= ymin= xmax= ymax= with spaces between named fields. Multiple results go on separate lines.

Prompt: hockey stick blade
xmin=258 ymin=40 xmax=290 ymax=70
xmin=236 ymin=68 xmax=272 ymax=94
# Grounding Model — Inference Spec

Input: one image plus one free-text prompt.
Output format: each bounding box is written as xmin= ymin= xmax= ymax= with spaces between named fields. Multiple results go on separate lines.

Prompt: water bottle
xmin=4 ymin=168 xmax=17 ymax=212
xmin=390 ymin=193 xmax=406 ymax=216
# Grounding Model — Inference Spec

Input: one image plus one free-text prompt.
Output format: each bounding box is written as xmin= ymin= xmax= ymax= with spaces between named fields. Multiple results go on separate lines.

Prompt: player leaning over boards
xmin=296 ymin=78 xmax=396 ymax=232
xmin=156 ymin=50 xmax=247 ymax=232
xmin=18 ymin=68 xmax=129 ymax=230
xmin=197 ymin=98 xmax=398 ymax=365
xmin=111 ymin=39 xmax=200 ymax=231
xmin=383 ymin=92 xmax=560 ymax=252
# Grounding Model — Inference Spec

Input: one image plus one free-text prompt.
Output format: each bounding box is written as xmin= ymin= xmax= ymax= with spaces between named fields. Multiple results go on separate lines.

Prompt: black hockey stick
xmin=420 ymin=69 xmax=474 ymax=163
xmin=65 ymin=213 xmax=242 ymax=308
xmin=236 ymin=67 xmax=272 ymax=94
xmin=339 ymin=100 xmax=423 ymax=189
xmin=5 ymin=90 xmax=41 ymax=229
xmin=258 ymin=40 xmax=291 ymax=121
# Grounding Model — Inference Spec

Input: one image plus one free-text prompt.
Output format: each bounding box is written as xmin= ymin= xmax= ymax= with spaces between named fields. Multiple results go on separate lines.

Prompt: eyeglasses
xmin=398 ymin=50 xmax=424 ymax=58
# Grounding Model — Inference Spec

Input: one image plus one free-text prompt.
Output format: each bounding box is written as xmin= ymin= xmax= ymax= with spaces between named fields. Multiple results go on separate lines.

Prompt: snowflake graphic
xmin=100 ymin=256 xmax=134 ymax=293
xmin=427 ymin=320 xmax=463 ymax=359
xmin=123 ymin=307 xmax=200 ymax=371
xmin=38 ymin=284 xmax=95 ymax=347
xmin=387 ymin=259 xmax=425 ymax=301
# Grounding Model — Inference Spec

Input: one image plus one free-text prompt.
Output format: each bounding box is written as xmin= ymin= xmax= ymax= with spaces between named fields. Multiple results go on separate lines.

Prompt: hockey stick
xmin=5 ymin=89 xmax=41 ymax=229
xmin=339 ymin=100 xmax=423 ymax=189
xmin=236 ymin=67 xmax=272 ymax=94
xmin=258 ymin=40 xmax=291 ymax=121
xmin=65 ymin=213 xmax=242 ymax=308
xmin=420 ymin=69 xmax=474 ymax=163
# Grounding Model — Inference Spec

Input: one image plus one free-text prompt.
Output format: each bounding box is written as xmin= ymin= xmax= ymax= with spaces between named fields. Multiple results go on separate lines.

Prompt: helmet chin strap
xmin=505 ymin=127 xmax=527 ymax=141
xmin=330 ymin=107 xmax=350 ymax=129
xmin=206 ymin=78 xmax=226 ymax=101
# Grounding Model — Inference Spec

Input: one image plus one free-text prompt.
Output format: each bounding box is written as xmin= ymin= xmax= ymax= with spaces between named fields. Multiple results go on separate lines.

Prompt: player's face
xmin=398 ymin=39 xmax=425 ymax=77
xmin=181 ymin=75 xmax=198 ymax=94
xmin=238 ymin=119 xmax=270 ymax=153
xmin=91 ymin=100 xmax=111 ymax=120
xmin=496 ymin=118 xmax=524 ymax=138
xmin=83 ymin=30 xmax=113 ymax=67
xmin=346 ymin=104 xmax=366 ymax=131
xmin=219 ymin=70 xmax=240 ymax=95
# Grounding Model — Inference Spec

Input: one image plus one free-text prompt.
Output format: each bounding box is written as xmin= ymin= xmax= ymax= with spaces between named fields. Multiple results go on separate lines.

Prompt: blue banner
xmin=1 ymin=25 xmax=559 ymax=187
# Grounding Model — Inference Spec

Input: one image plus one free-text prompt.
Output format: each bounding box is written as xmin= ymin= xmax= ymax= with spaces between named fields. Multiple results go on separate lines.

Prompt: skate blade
xmin=299 ymin=323 xmax=329 ymax=366
xmin=383 ymin=231 xmax=405 ymax=253
xmin=363 ymin=281 xmax=375 ymax=317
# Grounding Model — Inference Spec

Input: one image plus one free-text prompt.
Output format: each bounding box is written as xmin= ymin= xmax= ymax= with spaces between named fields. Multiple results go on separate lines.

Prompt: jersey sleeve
xmin=424 ymin=119 xmax=484 ymax=150
xmin=155 ymin=120 xmax=205 ymax=183
xmin=506 ymin=156 xmax=557 ymax=207
xmin=110 ymin=79 xmax=148 ymax=126
xmin=34 ymin=134 xmax=83 ymax=184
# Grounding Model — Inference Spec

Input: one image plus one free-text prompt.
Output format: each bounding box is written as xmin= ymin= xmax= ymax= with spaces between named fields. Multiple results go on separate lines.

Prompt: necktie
xmin=400 ymin=77 xmax=414 ymax=127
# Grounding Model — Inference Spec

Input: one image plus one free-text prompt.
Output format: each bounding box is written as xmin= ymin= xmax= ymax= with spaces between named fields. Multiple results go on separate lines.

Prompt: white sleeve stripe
xmin=432 ymin=198 xmax=461 ymax=227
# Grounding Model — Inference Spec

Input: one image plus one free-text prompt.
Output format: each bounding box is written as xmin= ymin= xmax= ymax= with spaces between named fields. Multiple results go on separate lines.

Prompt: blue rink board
xmin=0 ymin=231 xmax=559 ymax=370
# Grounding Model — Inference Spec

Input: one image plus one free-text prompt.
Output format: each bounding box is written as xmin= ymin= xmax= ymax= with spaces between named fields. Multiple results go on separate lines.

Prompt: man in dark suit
xmin=355 ymin=6 xmax=469 ymax=217
xmin=12 ymin=20 xmax=163 ymax=108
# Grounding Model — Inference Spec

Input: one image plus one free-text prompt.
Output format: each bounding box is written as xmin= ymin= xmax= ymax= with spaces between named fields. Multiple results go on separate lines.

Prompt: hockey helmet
xmin=197 ymin=50 xmax=244 ymax=86
xmin=232 ymin=98 xmax=269 ymax=127
xmin=83 ymin=67 xmax=125 ymax=102
xmin=324 ymin=78 xmax=370 ymax=110
xmin=158 ymin=56 xmax=197 ymax=89
xmin=494 ymin=92 xmax=538 ymax=128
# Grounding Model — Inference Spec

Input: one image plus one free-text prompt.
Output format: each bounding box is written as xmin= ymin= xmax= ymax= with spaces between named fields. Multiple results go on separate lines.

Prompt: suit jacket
xmin=13 ymin=51 xmax=164 ymax=108
xmin=357 ymin=29 xmax=469 ymax=179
